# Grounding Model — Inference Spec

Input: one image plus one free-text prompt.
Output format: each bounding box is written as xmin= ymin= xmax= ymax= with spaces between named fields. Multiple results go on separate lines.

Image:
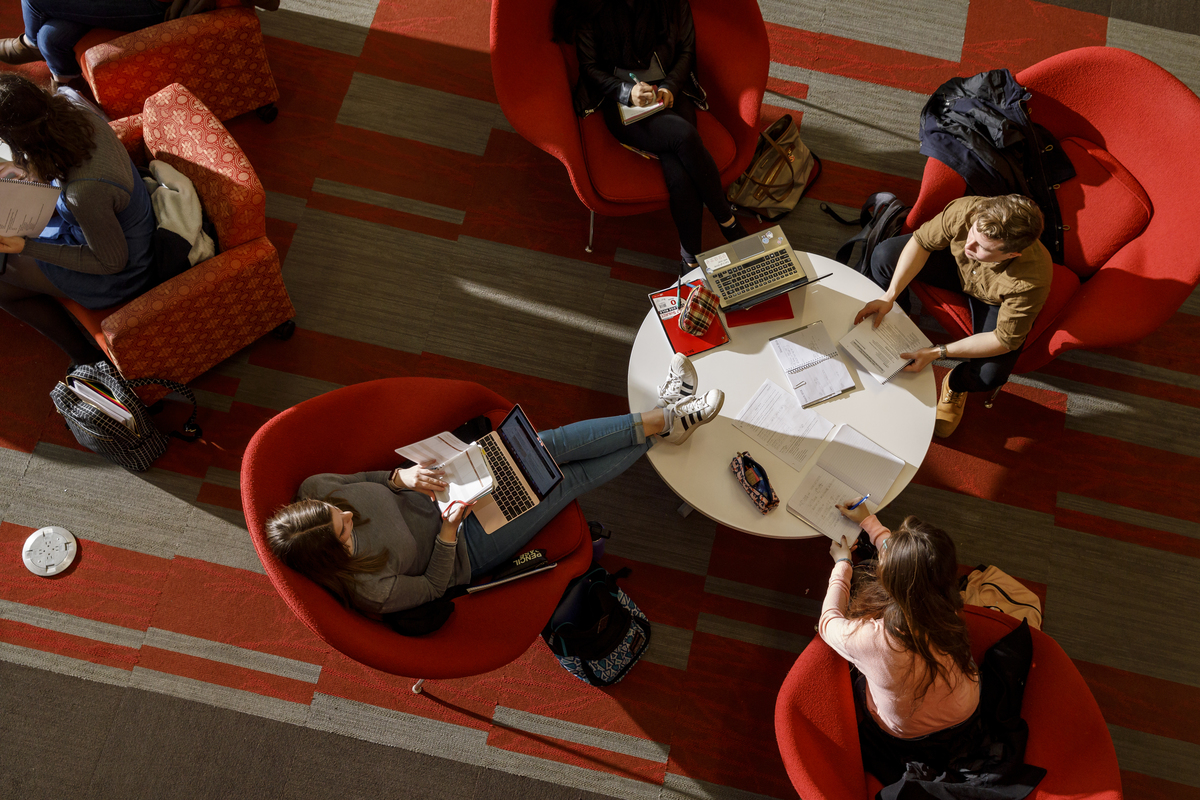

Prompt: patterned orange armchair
xmin=72 ymin=0 xmax=279 ymax=123
xmin=59 ymin=83 xmax=295 ymax=394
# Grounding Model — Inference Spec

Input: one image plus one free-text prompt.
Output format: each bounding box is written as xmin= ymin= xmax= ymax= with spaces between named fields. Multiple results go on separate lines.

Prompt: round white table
xmin=627 ymin=253 xmax=937 ymax=539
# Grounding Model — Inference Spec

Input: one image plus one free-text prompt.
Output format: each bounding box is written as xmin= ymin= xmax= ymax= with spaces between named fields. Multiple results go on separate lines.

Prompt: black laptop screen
xmin=498 ymin=407 xmax=562 ymax=497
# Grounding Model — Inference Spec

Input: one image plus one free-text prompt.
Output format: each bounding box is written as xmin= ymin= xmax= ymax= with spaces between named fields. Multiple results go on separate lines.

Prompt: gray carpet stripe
xmin=1107 ymin=723 xmax=1200 ymax=788
xmin=307 ymin=693 xmax=489 ymax=765
xmin=765 ymin=0 xmax=969 ymax=62
xmin=142 ymin=628 xmax=321 ymax=683
xmin=704 ymin=575 xmax=823 ymax=618
xmin=662 ymin=772 xmax=789 ymax=800
xmin=1107 ymin=19 xmax=1200 ymax=95
xmin=312 ymin=178 xmax=466 ymax=225
xmin=1057 ymin=349 xmax=1200 ymax=391
xmin=130 ymin=666 xmax=312 ymax=725
xmin=0 ymin=599 xmax=146 ymax=649
xmin=614 ymin=247 xmax=683 ymax=273
xmin=765 ymin=64 xmax=928 ymax=180
xmin=1181 ymin=284 xmax=1200 ymax=316
xmin=218 ymin=357 xmax=345 ymax=412
xmin=1057 ymin=492 xmax=1200 ymax=540
xmin=338 ymin=73 xmax=503 ymax=156
xmin=694 ymin=613 xmax=810 ymax=654
xmin=880 ymin=484 xmax=1055 ymax=583
xmin=1011 ymin=372 xmax=1200 ymax=458
xmin=265 ymin=191 xmax=308 ymax=225
xmin=492 ymin=707 xmax=670 ymax=764
xmin=482 ymin=747 xmax=661 ymax=800
xmin=203 ymin=466 xmax=242 ymax=490
xmin=0 ymin=641 xmax=132 ymax=688
xmin=256 ymin=8 xmax=369 ymax=57
xmin=191 ymin=386 xmax=234 ymax=413
xmin=1046 ymin=527 xmax=1200 ymax=688
xmin=641 ymin=621 xmax=694 ymax=672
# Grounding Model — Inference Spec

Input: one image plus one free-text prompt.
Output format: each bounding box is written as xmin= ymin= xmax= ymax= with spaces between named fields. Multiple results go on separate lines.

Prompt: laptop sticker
xmin=705 ymin=252 xmax=731 ymax=271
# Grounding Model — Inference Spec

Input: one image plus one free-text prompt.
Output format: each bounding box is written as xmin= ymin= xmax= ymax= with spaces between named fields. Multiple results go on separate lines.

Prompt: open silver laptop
xmin=698 ymin=225 xmax=823 ymax=311
xmin=470 ymin=405 xmax=564 ymax=533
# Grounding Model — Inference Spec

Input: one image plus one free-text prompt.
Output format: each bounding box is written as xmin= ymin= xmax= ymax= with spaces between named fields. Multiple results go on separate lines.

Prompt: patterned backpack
xmin=541 ymin=565 xmax=651 ymax=687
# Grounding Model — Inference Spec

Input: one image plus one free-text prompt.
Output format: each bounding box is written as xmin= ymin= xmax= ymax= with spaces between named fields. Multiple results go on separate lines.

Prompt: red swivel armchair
xmin=72 ymin=0 xmax=279 ymax=123
xmin=58 ymin=84 xmax=294 ymax=394
xmin=905 ymin=47 xmax=1200 ymax=375
xmin=490 ymin=0 xmax=769 ymax=251
xmin=241 ymin=378 xmax=595 ymax=690
xmin=775 ymin=606 xmax=1122 ymax=800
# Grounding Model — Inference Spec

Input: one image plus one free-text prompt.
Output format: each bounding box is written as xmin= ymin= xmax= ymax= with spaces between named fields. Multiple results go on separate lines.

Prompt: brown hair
xmin=970 ymin=194 xmax=1045 ymax=254
xmin=847 ymin=516 xmax=976 ymax=702
xmin=0 ymin=73 xmax=98 ymax=183
xmin=265 ymin=498 xmax=389 ymax=608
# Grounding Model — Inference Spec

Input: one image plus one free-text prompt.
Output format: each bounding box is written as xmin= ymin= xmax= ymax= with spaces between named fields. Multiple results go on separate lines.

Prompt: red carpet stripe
xmin=1054 ymin=508 xmax=1200 ymax=560
xmin=1036 ymin=357 xmax=1200 ymax=410
xmin=0 ymin=620 xmax=138 ymax=671
xmin=958 ymin=0 xmax=1108 ymax=78
xmin=1122 ymin=770 xmax=1200 ymax=800
xmin=1075 ymin=660 xmax=1200 ymax=748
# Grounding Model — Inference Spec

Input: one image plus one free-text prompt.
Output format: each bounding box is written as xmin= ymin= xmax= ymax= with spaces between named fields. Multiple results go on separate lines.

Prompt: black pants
xmin=0 ymin=253 xmax=104 ymax=365
xmin=868 ymin=235 xmax=1021 ymax=394
xmin=602 ymin=95 xmax=731 ymax=260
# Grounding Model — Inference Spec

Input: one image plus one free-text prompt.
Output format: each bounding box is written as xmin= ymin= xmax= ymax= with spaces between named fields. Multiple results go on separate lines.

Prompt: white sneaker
xmin=657 ymin=353 xmax=698 ymax=407
xmin=661 ymin=389 xmax=724 ymax=445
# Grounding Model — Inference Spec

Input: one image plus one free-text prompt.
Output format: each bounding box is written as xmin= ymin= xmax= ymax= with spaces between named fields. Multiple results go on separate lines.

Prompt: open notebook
xmin=785 ymin=425 xmax=905 ymax=540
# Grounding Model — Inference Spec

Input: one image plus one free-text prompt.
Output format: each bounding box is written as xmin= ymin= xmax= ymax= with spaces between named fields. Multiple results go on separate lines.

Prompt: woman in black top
xmin=556 ymin=0 xmax=747 ymax=268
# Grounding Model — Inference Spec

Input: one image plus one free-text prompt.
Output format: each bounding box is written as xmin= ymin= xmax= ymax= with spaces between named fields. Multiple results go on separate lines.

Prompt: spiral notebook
xmin=769 ymin=321 xmax=855 ymax=406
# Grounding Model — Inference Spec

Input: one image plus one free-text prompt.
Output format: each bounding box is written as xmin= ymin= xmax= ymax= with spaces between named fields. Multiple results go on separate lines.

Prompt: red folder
xmin=648 ymin=281 xmax=729 ymax=357
xmin=723 ymin=292 xmax=795 ymax=328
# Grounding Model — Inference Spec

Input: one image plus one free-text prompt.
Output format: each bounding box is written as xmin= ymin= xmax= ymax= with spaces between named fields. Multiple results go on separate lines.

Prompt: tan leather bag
xmin=960 ymin=565 xmax=1043 ymax=629
xmin=726 ymin=114 xmax=819 ymax=221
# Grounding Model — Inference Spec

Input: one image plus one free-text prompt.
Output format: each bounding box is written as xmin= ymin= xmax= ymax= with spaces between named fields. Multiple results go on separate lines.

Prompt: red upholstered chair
xmin=72 ymin=0 xmax=279 ymax=123
xmin=904 ymin=47 xmax=1200 ymax=375
xmin=241 ymin=378 xmax=595 ymax=688
xmin=58 ymin=83 xmax=294 ymax=393
xmin=490 ymin=0 xmax=769 ymax=250
xmin=774 ymin=606 xmax=1122 ymax=800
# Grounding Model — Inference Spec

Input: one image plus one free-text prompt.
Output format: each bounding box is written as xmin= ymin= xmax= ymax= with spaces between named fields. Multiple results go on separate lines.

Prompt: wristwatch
xmin=937 ymin=343 xmax=949 ymax=360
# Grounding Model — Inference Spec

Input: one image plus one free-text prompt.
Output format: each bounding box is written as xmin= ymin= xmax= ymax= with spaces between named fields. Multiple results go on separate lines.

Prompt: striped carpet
xmin=2 ymin=0 xmax=1200 ymax=798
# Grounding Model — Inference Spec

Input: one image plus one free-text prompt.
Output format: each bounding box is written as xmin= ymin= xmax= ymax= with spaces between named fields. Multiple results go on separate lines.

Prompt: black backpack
xmin=822 ymin=192 xmax=911 ymax=274
xmin=541 ymin=565 xmax=651 ymax=686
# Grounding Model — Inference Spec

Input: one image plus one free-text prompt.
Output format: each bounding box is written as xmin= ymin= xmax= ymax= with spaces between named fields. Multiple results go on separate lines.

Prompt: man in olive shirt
xmin=854 ymin=195 xmax=1051 ymax=437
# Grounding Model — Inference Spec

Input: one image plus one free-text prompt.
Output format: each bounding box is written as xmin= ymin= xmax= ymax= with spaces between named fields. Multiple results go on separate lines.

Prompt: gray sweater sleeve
xmin=367 ymin=538 xmax=463 ymax=614
xmin=22 ymin=113 xmax=136 ymax=275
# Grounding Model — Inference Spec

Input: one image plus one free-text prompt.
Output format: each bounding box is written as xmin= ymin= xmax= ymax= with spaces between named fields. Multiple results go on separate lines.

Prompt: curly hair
xmin=847 ymin=516 xmax=976 ymax=703
xmin=265 ymin=497 xmax=389 ymax=609
xmin=970 ymin=194 xmax=1045 ymax=254
xmin=0 ymin=73 xmax=98 ymax=183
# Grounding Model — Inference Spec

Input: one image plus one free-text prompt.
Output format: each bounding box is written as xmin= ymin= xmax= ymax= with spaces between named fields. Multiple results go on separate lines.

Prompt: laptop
xmin=470 ymin=405 xmax=564 ymax=533
xmin=698 ymin=225 xmax=824 ymax=311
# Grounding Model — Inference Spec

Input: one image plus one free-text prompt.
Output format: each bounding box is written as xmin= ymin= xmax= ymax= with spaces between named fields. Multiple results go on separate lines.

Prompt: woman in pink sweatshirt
xmin=819 ymin=501 xmax=980 ymax=769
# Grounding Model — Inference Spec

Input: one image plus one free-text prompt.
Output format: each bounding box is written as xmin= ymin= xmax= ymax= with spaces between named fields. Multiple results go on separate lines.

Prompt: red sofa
xmin=905 ymin=47 xmax=1200 ymax=374
xmin=58 ymin=84 xmax=294 ymax=397
xmin=490 ymin=0 xmax=768 ymax=240
xmin=73 ymin=0 xmax=279 ymax=122
xmin=775 ymin=605 xmax=1121 ymax=799
xmin=241 ymin=378 xmax=595 ymax=683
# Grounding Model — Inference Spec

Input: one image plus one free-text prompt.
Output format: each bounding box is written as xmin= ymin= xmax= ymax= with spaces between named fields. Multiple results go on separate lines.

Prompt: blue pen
xmin=847 ymin=494 xmax=870 ymax=511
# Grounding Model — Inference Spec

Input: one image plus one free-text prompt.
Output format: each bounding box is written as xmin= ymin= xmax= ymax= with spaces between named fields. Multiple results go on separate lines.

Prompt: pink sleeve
xmin=818 ymin=561 xmax=858 ymax=662
xmin=862 ymin=515 xmax=892 ymax=549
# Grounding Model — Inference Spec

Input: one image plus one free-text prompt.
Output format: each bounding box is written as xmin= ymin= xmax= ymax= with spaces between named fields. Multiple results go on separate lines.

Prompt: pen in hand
xmin=847 ymin=494 xmax=870 ymax=511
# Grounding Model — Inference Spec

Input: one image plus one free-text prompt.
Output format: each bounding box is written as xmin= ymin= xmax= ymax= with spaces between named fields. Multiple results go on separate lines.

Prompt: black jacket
xmin=918 ymin=70 xmax=1074 ymax=263
xmin=567 ymin=0 xmax=707 ymax=117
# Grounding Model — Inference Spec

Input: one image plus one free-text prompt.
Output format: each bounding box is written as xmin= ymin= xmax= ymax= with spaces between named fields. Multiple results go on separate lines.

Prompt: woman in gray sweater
xmin=0 ymin=73 xmax=156 ymax=364
xmin=266 ymin=357 xmax=723 ymax=615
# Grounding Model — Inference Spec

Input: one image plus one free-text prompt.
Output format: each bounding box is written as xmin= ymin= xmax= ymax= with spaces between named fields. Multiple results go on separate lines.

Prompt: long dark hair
xmin=0 ymin=73 xmax=97 ymax=183
xmin=848 ymin=517 xmax=976 ymax=702
xmin=265 ymin=498 xmax=389 ymax=609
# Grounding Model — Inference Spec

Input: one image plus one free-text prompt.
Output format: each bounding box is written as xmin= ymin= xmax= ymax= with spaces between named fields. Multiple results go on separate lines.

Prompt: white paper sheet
xmin=839 ymin=308 xmax=933 ymax=384
xmin=785 ymin=465 xmax=870 ymax=541
xmin=769 ymin=321 xmax=855 ymax=406
xmin=818 ymin=424 xmax=905 ymax=503
xmin=434 ymin=443 xmax=494 ymax=511
xmin=731 ymin=380 xmax=834 ymax=471
xmin=395 ymin=432 xmax=471 ymax=468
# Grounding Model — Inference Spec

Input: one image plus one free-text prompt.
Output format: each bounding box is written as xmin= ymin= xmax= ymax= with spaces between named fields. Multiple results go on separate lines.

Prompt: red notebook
xmin=648 ymin=281 xmax=729 ymax=357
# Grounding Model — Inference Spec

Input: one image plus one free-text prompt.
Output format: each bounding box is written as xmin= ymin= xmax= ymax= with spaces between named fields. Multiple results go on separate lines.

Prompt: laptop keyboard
xmin=478 ymin=436 xmax=535 ymax=520
xmin=714 ymin=249 xmax=800 ymax=300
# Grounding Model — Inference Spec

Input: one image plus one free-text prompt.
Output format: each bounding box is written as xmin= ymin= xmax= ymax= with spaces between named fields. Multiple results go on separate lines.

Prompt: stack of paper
xmin=770 ymin=321 xmax=855 ymax=406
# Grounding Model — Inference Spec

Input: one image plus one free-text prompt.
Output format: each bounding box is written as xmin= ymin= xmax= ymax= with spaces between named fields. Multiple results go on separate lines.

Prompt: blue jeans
xmin=22 ymin=0 xmax=170 ymax=78
xmin=463 ymin=414 xmax=653 ymax=577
